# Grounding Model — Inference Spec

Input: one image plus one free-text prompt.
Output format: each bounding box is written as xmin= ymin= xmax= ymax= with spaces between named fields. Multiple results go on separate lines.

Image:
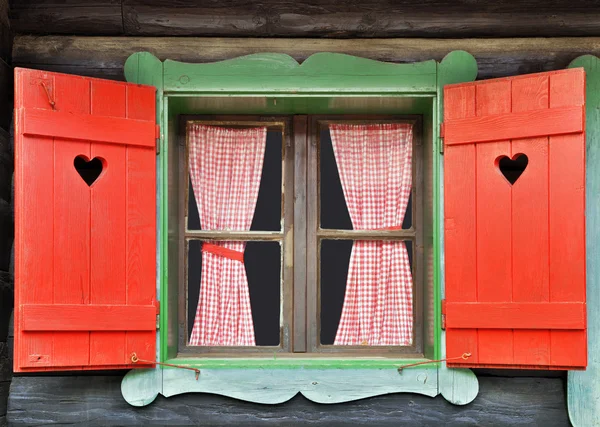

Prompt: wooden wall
xmin=0 ymin=0 xmax=11 ymax=424
xmin=12 ymin=36 xmax=600 ymax=81
xmin=9 ymin=0 xmax=600 ymax=38
xmin=8 ymin=374 xmax=570 ymax=426
xmin=6 ymin=1 xmax=600 ymax=426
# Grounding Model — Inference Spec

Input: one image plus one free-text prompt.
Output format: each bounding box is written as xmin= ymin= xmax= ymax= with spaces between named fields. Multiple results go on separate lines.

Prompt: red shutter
xmin=14 ymin=68 xmax=157 ymax=371
xmin=443 ymin=68 xmax=586 ymax=370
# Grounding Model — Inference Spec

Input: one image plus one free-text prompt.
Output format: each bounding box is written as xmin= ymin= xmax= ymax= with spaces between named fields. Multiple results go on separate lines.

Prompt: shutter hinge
xmin=441 ymin=299 xmax=446 ymax=330
xmin=439 ymin=122 xmax=445 ymax=154
xmin=156 ymin=301 xmax=160 ymax=329
xmin=155 ymin=124 xmax=161 ymax=155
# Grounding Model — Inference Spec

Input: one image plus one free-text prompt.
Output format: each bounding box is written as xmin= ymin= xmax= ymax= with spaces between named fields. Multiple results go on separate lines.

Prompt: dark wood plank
xmin=0 ymin=202 xmax=11 ymax=274
xmin=9 ymin=0 xmax=123 ymax=35
xmin=0 ymin=0 xmax=10 ymax=64
xmin=8 ymin=375 xmax=570 ymax=426
xmin=12 ymin=36 xmax=600 ymax=82
xmin=0 ymin=341 xmax=11 ymax=382
xmin=0 ymin=58 xmax=11 ymax=132
xmin=10 ymin=0 xmax=600 ymax=37
xmin=293 ymin=116 xmax=307 ymax=352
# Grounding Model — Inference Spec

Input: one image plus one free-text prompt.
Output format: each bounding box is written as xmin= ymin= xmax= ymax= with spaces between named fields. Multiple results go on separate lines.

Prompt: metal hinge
xmin=155 ymin=124 xmax=161 ymax=155
xmin=156 ymin=301 xmax=160 ymax=329
xmin=439 ymin=122 xmax=445 ymax=154
xmin=441 ymin=299 xmax=446 ymax=330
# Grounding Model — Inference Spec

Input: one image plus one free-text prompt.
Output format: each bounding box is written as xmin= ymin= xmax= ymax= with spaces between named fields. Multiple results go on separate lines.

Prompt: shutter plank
xmin=548 ymin=71 xmax=587 ymax=368
xmin=445 ymin=302 xmax=585 ymax=329
xmin=474 ymin=80 xmax=514 ymax=366
xmin=22 ymin=109 xmax=156 ymax=147
xmin=89 ymin=80 xmax=128 ymax=366
xmin=443 ymin=84 xmax=479 ymax=364
xmin=22 ymin=305 xmax=156 ymax=331
xmin=51 ymin=74 xmax=92 ymax=368
xmin=444 ymin=106 xmax=584 ymax=145
xmin=511 ymin=74 xmax=551 ymax=367
xmin=124 ymin=85 xmax=157 ymax=364
xmin=15 ymin=70 xmax=55 ymax=369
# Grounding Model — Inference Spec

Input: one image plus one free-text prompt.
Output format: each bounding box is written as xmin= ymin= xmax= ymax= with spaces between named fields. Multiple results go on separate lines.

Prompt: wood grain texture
xmin=10 ymin=0 xmax=123 ymax=35
xmin=124 ymin=366 xmax=438 ymax=406
xmin=0 ymin=199 xmax=11 ymax=273
xmin=9 ymin=0 xmax=600 ymax=37
xmin=567 ymin=55 xmax=600 ymax=427
xmin=445 ymin=303 xmax=585 ymax=329
xmin=0 ymin=57 xmax=12 ymax=131
xmin=9 ymin=375 xmax=571 ymax=426
xmin=0 ymin=273 xmax=11 ymax=343
xmin=21 ymin=305 xmax=156 ymax=331
xmin=13 ymin=36 xmax=600 ymax=82
xmin=20 ymin=107 xmax=156 ymax=147
xmin=443 ymin=68 xmax=586 ymax=370
xmin=14 ymin=68 xmax=157 ymax=371
xmin=444 ymin=106 xmax=584 ymax=145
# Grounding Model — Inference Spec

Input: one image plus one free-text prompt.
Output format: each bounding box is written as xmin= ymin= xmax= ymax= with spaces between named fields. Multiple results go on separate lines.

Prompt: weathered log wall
xmin=9 ymin=0 xmax=600 ymax=38
xmin=12 ymin=36 xmax=600 ymax=81
xmin=7 ymin=375 xmax=570 ymax=426
xmin=6 ymin=3 xmax=600 ymax=426
xmin=0 ymin=1 xmax=12 ymax=424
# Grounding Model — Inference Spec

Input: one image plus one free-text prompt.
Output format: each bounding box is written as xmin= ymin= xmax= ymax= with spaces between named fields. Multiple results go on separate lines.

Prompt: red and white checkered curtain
xmin=188 ymin=125 xmax=267 ymax=346
xmin=330 ymin=124 xmax=414 ymax=346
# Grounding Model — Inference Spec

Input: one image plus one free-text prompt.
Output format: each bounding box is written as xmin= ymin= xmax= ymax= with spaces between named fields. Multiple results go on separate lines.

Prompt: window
xmin=177 ymin=115 xmax=426 ymax=357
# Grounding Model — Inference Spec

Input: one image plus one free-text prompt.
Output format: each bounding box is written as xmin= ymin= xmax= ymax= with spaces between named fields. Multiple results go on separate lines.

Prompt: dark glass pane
xmin=187 ymin=240 xmax=281 ymax=346
xmin=320 ymin=129 xmax=352 ymax=230
xmin=187 ymin=130 xmax=283 ymax=231
xmin=320 ymin=239 xmax=414 ymax=345
xmin=319 ymin=127 xmax=413 ymax=230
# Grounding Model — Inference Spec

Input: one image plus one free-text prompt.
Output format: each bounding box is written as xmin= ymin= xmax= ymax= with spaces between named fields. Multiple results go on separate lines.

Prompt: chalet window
xmin=177 ymin=115 xmax=426 ymax=356
xmin=14 ymin=52 xmax=593 ymax=411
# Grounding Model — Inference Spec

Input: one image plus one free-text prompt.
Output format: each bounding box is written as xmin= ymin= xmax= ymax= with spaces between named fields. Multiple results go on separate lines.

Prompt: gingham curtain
xmin=330 ymin=124 xmax=414 ymax=346
xmin=188 ymin=125 xmax=267 ymax=346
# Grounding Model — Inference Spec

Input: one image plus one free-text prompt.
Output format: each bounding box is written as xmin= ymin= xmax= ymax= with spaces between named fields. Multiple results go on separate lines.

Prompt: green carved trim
xmin=162 ymin=52 xmax=437 ymax=94
xmin=122 ymin=365 xmax=477 ymax=406
xmin=124 ymin=52 xmax=167 ymax=363
xmin=122 ymin=50 xmax=480 ymax=407
xmin=567 ymin=55 xmax=600 ymax=427
xmin=122 ymin=366 xmax=438 ymax=406
xmin=164 ymin=357 xmax=438 ymax=370
xmin=436 ymin=51 xmax=478 ymax=361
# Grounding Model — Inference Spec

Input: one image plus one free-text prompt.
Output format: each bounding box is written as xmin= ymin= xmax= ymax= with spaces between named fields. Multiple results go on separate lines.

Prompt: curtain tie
xmin=202 ymin=243 xmax=244 ymax=263
xmin=375 ymin=225 xmax=404 ymax=231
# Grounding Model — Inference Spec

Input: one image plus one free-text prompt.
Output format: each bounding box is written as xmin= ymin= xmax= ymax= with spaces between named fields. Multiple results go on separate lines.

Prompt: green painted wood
xmin=122 ymin=366 xmax=437 ymax=406
xmin=121 ymin=367 xmax=163 ymax=407
xmin=162 ymin=357 xmax=435 ymax=370
xmin=124 ymin=52 xmax=168 ymax=362
xmin=436 ymin=51 xmax=479 ymax=406
xmin=438 ymin=365 xmax=479 ymax=405
xmin=162 ymin=52 xmax=437 ymax=94
xmin=121 ymin=50 xmax=481 ymax=407
xmin=167 ymin=95 xmax=435 ymax=116
xmin=567 ymin=55 xmax=600 ymax=427
xmin=436 ymin=50 xmax=478 ymax=356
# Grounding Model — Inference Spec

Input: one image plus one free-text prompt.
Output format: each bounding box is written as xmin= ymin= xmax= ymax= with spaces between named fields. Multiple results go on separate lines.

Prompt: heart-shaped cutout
xmin=74 ymin=155 xmax=105 ymax=186
xmin=496 ymin=153 xmax=528 ymax=185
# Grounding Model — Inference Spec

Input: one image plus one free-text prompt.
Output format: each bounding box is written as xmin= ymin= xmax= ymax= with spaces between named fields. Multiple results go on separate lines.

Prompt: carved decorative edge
xmin=567 ymin=55 xmax=600 ymax=427
xmin=121 ymin=366 xmax=480 ymax=406
xmin=121 ymin=49 xmax=480 ymax=408
xmin=126 ymin=51 xmax=439 ymax=93
xmin=435 ymin=51 xmax=480 ymax=408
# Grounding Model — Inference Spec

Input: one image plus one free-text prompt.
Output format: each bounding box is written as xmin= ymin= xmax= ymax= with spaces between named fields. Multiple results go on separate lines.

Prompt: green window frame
xmin=120 ymin=52 xmax=600 ymax=415
xmin=120 ymin=50 xmax=481 ymax=407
